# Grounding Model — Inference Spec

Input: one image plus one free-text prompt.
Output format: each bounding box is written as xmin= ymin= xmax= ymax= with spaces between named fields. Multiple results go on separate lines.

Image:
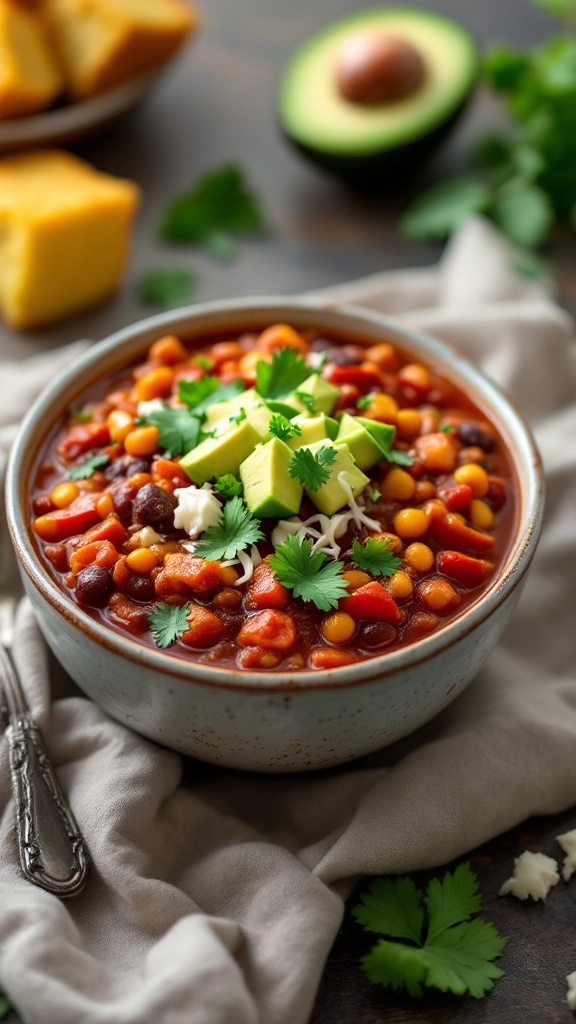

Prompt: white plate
xmin=0 ymin=69 xmax=161 ymax=153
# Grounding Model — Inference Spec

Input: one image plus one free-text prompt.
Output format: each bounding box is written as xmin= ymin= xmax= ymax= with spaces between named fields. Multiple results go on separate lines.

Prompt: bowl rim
xmin=6 ymin=296 xmax=545 ymax=693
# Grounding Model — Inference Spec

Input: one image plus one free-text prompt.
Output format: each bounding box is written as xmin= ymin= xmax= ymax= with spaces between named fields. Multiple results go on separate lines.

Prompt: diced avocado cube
xmin=240 ymin=437 xmax=303 ymax=518
xmin=336 ymin=413 xmax=395 ymax=471
xmin=205 ymin=387 xmax=261 ymax=427
xmin=250 ymin=404 xmax=274 ymax=440
xmin=265 ymin=399 xmax=302 ymax=419
xmin=180 ymin=419 xmax=264 ymax=485
xmin=304 ymin=439 xmax=369 ymax=516
xmin=287 ymin=413 xmax=339 ymax=449
xmin=289 ymin=373 xmax=339 ymax=415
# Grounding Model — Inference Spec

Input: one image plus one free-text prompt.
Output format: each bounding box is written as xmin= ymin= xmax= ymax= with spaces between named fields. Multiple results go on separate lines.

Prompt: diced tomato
xmin=428 ymin=511 xmax=495 ymax=552
xmin=437 ymin=551 xmax=493 ymax=587
xmin=57 ymin=421 xmax=110 ymax=460
xmin=70 ymin=514 xmax=128 ymax=549
xmin=249 ymin=563 xmax=290 ymax=610
xmin=112 ymin=556 xmax=131 ymax=590
xmin=154 ymin=554 xmax=222 ymax=598
xmin=108 ymin=594 xmax=151 ymax=633
xmin=69 ymin=540 xmax=120 ymax=575
xmin=152 ymin=458 xmax=191 ymax=487
xmin=436 ymin=480 xmax=473 ymax=512
xmin=181 ymin=605 xmax=226 ymax=648
xmin=340 ymin=581 xmax=402 ymax=623
xmin=238 ymin=609 xmax=296 ymax=650
xmin=309 ymin=648 xmax=359 ymax=669
xmin=323 ymin=365 xmax=382 ymax=393
xmin=32 ymin=493 xmax=102 ymax=542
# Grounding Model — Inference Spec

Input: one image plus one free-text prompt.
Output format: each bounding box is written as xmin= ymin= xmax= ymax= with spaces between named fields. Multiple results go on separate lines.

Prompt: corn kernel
xmin=135 ymin=366 xmax=174 ymax=403
xmin=380 ymin=467 xmax=416 ymax=501
xmin=341 ymin=570 xmax=372 ymax=591
xmin=219 ymin=565 xmax=239 ymax=586
xmin=256 ymin=323 xmax=308 ymax=354
xmin=49 ymin=481 xmax=79 ymax=508
xmin=404 ymin=542 xmax=434 ymax=573
xmin=469 ymin=499 xmax=494 ymax=530
xmin=364 ymin=342 xmax=398 ymax=370
xmin=393 ymin=508 xmax=430 ymax=540
xmin=107 ymin=409 xmax=134 ymax=444
xmin=396 ymin=409 xmax=422 ymax=439
xmin=148 ymin=335 xmax=187 ymax=365
xmin=96 ymin=493 xmax=114 ymax=518
xmin=321 ymin=612 xmax=356 ymax=645
xmin=363 ymin=393 xmax=398 ymax=423
xmin=387 ymin=571 xmax=413 ymax=600
xmin=454 ymin=463 xmax=489 ymax=498
xmin=124 ymin=426 xmax=159 ymax=457
xmin=126 ymin=548 xmax=158 ymax=574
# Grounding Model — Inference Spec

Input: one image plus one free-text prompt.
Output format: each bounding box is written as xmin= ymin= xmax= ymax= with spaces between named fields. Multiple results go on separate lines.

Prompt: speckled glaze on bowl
xmin=6 ymin=299 xmax=544 ymax=772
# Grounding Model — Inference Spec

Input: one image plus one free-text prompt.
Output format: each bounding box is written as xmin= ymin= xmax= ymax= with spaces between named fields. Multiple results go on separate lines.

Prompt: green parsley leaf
xmin=178 ymin=376 xmax=245 ymax=417
xmin=288 ymin=445 xmax=337 ymax=491
xmin=214 ymin=474 xmax=244 ymax=498
xmin=269 ymin=413 xmax=302 ymax=442
xmin=193 ymin=356 xmax=214 ymax=371
xmin=350 ymin=537 xmax=402 ymax=578
xmin=352 ymin=863 xmax=507 ymax=1000
xmin=294 ymin=390 xmax=317 ymax=414
xmin=231 ymin=407 xmax=247 ymax=425
xmin=386 ymin=448 xmax=414 ymax=468
xmin=137 ymin=267 xmax=197 ymax=308
xmin=369 ymin=486 xmax=381 ymax=501
xmin=68 ymin=453 xmax=110 ymax=479
xmin=491 ymin=180 xmax=554 ymax=248
xmin=148 ymin=603 xmax=191 ymax=648
xmin=158 ymin=165 xmax=265 ymax=253
xmin=356 ymin=394 xmax=374 ymax=410
xmin=194 ymin=496 xmax=264 ymax=560
xmin=72 ymin=407 xmax=92 ymax=422
xmin=270 ymin=536 xmax=349 ymax=612
xmin=255 ymin=347 xmax=311 ymax=400
xmin=143 ymin=405 xmax=201 ymax=457
xmin=401 ymin=177 xmax=492 ymax=242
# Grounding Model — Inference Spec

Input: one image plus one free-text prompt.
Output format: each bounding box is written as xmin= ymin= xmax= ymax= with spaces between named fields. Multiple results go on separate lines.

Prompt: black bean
xmin=105 ymin=455 xmax=151 ymax=481
xmin=125 ymin=575 xmax=156 ymax=603
xmin=457 ymin=422 xmax=496 ymax=452
xmin=75 ymin=565 xmax=113 ymax=604
xmin=358 ymin=622 xmax=397 ymax=649
xmin=310 ymin=338 xmax=365 ymax=366
xmin=132 ymin=483 xmax=177 ymax=531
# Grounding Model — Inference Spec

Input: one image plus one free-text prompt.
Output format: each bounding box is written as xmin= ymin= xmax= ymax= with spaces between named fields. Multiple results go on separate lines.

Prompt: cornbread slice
xmin=0 ymin=149 xmax=140 ymax=329
xmin=0 ymin=0 xmax=63 ymax=118
xmin=44 ymin=0 xmax=198 ymax=100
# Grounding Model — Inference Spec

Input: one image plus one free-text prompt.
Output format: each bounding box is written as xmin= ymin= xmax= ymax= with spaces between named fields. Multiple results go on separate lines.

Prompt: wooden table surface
xmin=1 ymin=1 xmax=575 ymax=1021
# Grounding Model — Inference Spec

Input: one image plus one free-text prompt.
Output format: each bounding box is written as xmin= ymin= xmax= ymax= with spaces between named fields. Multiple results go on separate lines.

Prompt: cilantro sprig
xmin=288 ymin=445 xmax=337 ymax=491
xmin=148 ymin=603 xmax=191 ymax=648
xmin=255 ymin=347 xmax=311 ymax=400
xmin=215 ymin=474 xmax=244 ymax=498
xmin=352 ymin=863 xmax=507 ymax=1000
xmin=178 ymin=376 xmax=245 ymax=417
xmin=270 ymin=536 xmax=350 ymax=611
xmin=350 ymin=537 xmax=402 ymax=577
xmin=68 ymin=453 xmax=110 ymax=479
xmin=140 ymin=405 xmax=201 ymax=458
xmin=269 ymin=413 xmax=302 ymax=442
xmin=194 ymin=496 xmax=263 ymax=560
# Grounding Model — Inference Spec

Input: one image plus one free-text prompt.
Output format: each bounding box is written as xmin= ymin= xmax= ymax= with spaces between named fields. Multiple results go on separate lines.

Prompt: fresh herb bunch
xmin=288 ymin=445 xmax=337 ymax=491
xmin=352 ymin=863 xmax=507 ymax=999
xmin=270 ymin=535 xmax=350 ymax=611
xmin=402 ymin=0 xmax=576 ymax=254
xmin=193 ymin=496 xmax=264 ymax=560
xmin=68 ymin=453 xmax=110 ymax=480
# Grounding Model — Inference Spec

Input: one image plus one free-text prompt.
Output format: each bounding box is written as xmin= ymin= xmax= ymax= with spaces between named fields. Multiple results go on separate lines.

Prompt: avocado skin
xmin=280 ymin=94 xmax=472 ymax=189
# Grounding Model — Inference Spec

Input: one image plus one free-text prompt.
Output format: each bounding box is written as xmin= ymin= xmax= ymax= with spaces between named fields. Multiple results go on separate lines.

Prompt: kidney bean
xmin=105 ymin=455 xmax=151 ymax=481
xmin=125 ymin=575 xmax=156 ymax=603
xmin=132 ymin=483 xmax=177 ymax=531
xmin=75 ymin=564 xmax=113 ymax=604
xmin=310 ymin=339 xmax=365 ymax=365
xmin=457 ymin=422 xmax=496 ymax=452
xmin=358 ymin=622 xmax=397 ymax=649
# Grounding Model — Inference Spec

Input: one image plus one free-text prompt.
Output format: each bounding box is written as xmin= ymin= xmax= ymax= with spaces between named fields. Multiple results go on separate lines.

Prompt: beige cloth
xmin=0 ymin=218 xmax=575 ymax=1024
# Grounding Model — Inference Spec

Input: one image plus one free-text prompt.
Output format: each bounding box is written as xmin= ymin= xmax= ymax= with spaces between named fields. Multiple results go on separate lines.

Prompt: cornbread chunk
xmin=44 ymin=0 xmax=197 ymax=100
xmin=0 ymin=0 xmax=63 ymax=118
xmin=0 ymin=149 xmax=140 ymax=329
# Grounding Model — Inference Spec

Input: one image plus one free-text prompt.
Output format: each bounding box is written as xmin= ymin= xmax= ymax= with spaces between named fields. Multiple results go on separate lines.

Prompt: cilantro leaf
xmin=137 ymin=267 xmax=196 ymax=309
xmin=178 ymin=376 xmax=245 ymax=417
xmin=255 ymin=347 xmax=311 ymax=400
xmin=386 ymin=448 xmax=414 ymax=467
xmin=194 ymin=496 xmax=264 ymax=560
xmin=148 ymin=603 xmax=191 ymax=648
xmin=214 ymin=474 xmax=244 ymax=498
xmin=158 ymin=165 xmax=265 ymax=253
xmin=288 ymin=445 xmax=337 ymax=491
xmin=491 ymin=181 xmax=554 ymax=247
xmin=142 ymin=405 xmax=201 ymax=458
xmin=0 ymin=991 xmax=9 ymax=1020
xmin=353 ymin=864 xmax=507 ymax=1001
xmin=401 ymin=177 xmax=492 ymax=241
xmin=269 ymin=413 xmax=302 ymax=442
xmin=350 ymin=537 xmax=401 ymax=578
xmin=356 ymin=394 xmax=374 ymax=410
xmin=294 ymin=390 xmax=317 ymax=414
xmin=270 ymin=536 xmax=349 ymax=611
xmin=68 ymin=453 xmax=110 ymax=479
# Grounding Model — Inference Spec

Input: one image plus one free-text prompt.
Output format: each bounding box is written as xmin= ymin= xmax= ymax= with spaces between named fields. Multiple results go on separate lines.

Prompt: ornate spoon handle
xmin=1 ymin=647 xmax=89 ymax=897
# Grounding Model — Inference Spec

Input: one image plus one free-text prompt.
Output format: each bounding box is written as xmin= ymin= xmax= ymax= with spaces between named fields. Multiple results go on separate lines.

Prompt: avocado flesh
xmin=240 ymin=438 xmax=303 ymax=518
xmin=303 ymin=440 xmax=369 ymax=516
xmin=287 ymin=413 xmax=339 ymax=449
xmin=278 ymin=8 xmax=477 ymax=185
xmin=180 ymin=411 xmax=272 ymax=485
xmin=205 ymin=388 xmax=261 ymax=427
xmin=288 ymin=373 xmax=340 ymax=415
xmin=336 ymin=413 xmax=395 ymax=471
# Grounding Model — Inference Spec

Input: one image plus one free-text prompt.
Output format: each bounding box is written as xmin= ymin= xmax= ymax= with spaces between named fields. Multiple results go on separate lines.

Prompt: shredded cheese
xmin=132 ymin=526 xmax=164 ymax=548
xmin=271 ymin=510 xmax=353 ymax=560
xmin=556 ymin=829 xmax=576 ymax=881
xmin=221 ymin=545 xmax=262 ymax=586
xmin=337 ymin=473 xmax=381 ymax=532
xmin=499 ymin=850 xmax=560 ymax=902
xmin=175 ymin=484 xmax=222 ymax=539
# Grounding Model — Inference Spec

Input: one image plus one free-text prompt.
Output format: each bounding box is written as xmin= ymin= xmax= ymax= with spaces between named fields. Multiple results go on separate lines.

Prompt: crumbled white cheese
xmin=175 ymin=484 xmax=222 ymax=539
xmin=499 ymin=850 xmax=560 ymax=901
xmin=137 ymin=398 xmax=166 ymax=418
xmin=132 ymin=526 xmax=164 ymax=548
xmin=567 ymin=971 xmax=576 ymax=1011
xmin=271 ymin=510 xmax=353 ymax=560
xmin=221 ymin=545 xmax=262 ymax=586
xmin=556 ymin=829 xmax=576 ymax=881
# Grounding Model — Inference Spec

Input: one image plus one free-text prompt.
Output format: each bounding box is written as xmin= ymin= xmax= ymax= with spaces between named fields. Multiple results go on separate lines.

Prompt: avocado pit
xmin=336 ymin=32 xmax=425 ymax=105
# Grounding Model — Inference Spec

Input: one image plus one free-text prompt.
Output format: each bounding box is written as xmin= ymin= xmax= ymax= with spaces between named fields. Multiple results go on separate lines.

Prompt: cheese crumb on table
xmin=499 ymin=850 xmax=560 ymax=901
xmin=556 ymin=829 xmax=576 ymax=882
xmin=0 ymin=149 xmax=139 ymax=329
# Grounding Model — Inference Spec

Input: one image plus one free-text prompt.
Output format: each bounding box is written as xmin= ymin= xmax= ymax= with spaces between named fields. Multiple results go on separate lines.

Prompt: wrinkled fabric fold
xmin=0 ymin=218 xmax=575 ymax=1024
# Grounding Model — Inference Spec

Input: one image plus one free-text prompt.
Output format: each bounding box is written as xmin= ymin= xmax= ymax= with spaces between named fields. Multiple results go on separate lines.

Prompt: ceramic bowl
xmin=6 ymin=299 xmax=544 ymax=772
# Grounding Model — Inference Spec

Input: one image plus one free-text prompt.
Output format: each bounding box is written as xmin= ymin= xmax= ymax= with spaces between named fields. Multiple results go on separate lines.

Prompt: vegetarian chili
xmin=30 ymin=323 xmax=517 ymax=671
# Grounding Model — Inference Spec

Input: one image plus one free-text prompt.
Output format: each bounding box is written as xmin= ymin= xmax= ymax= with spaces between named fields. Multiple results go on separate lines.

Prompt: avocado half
xmin=278 ymin=8 xmax=478 ymax=187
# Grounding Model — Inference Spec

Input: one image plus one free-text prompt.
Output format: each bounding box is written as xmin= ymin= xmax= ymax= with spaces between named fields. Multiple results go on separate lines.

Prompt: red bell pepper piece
xmin=429 ymin=511 xmax=495 ymax=552
xmin=436 ymin=480 xmax=473 ymax=512
xmin=32 ymin=493 xmax=102 ymax=542
xmin=57 ymin=421 xmax=110 ymax=460
xmin=437 ymin=550 xmax=493 ymax=587
xmin=323 ymin=365 xmax=383 ymax=393
xmin=340 ymin=581 xmax=402 ymax=623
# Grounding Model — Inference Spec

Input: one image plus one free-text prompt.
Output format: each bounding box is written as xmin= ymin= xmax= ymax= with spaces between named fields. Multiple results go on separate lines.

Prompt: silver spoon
xmin=0 ymin=599 xmax=89 ymax=897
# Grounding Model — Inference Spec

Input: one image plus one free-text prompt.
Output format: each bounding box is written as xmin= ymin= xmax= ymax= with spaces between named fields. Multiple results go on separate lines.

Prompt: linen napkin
xmin=1 ymin=217 xmax=575 ymax=1024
